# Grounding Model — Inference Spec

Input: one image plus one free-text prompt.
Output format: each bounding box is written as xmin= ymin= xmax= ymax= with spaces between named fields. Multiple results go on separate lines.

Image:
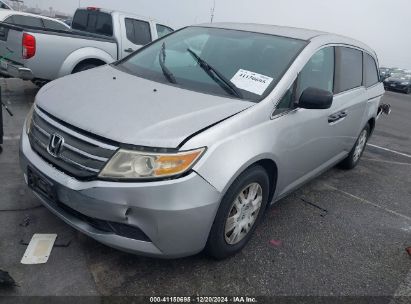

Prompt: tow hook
xmin=377 ymin=103 xmax=391 ymax=118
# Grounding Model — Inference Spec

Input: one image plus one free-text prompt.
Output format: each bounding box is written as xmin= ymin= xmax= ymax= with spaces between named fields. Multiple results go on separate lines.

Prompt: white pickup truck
xmin=0 ymin=7 xmax=173 ymax=85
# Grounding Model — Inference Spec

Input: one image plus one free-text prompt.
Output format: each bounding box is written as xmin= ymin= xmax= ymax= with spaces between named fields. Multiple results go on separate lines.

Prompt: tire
xmin=206 ymin=165 xmax=270 ymax=259
xmin=339 ymin=124 xmax=370 ymax=170
xmin=407 ymin=87 xmax=411 ymax=94
xmin=72 ymin=63 xmax=99 ymax=74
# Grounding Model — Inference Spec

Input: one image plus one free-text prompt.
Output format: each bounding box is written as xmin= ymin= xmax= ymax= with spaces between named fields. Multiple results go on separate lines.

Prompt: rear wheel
xmin=206 ymin=165 xmax=270 ymax=259
xmin=339 ymin=124 xmax=370 ymax=170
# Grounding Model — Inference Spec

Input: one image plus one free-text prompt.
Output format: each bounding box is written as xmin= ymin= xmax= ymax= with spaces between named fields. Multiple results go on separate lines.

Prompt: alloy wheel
xmin=224 ymin=183 xmax=263 ymax=245
xmin=353 ymin=129 xmax=368 ymax=163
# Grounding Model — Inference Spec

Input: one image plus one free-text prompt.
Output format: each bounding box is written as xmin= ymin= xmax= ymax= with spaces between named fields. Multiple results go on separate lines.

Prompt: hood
xmin=36 ymin=65 xmax=254 ymax=148
xmin=386 ymin=76 xmax=411 ymax=83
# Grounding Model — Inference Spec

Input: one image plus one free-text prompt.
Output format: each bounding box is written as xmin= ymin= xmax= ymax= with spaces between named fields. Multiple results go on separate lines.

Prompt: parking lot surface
xmin=0 ymin=78 xmax=410 ymax=297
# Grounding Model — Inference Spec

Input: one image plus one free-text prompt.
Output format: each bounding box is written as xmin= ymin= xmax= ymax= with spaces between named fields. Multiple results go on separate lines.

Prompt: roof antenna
xmin=210 ymin=0 xmax=216 ymax=23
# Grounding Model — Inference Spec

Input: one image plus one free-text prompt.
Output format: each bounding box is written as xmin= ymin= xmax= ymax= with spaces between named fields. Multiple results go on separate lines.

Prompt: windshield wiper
xmin=186 ymin=48 xmax=243 ymax=99
xmin=159 ymin=42 xmax=177 ymax=84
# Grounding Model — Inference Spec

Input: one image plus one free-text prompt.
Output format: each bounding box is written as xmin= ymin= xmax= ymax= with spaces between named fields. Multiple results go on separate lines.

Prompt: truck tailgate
xmin=0 ymin=23 xmax=24 ymax=65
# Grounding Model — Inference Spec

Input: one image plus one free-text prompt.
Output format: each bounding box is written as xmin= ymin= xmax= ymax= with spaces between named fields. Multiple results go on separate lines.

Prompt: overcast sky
xmin=15 ymin=0 xmax=411 ymax=69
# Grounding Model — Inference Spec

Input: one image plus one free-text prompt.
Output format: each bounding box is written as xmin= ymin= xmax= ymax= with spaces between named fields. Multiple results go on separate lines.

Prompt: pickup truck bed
xmin=0 ymin=22 xmax=118 ymax=81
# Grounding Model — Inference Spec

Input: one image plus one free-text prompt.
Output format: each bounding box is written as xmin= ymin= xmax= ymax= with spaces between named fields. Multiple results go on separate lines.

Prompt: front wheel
xmin=339 ymin=124 xmax=370 ymax=170
xmin=206 ymin=165 xmax=270 ymax=259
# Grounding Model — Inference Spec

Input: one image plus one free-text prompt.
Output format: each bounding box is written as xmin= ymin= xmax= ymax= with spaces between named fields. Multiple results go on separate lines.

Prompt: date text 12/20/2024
xmin=149 ymin=296 xmax=258 ymax=303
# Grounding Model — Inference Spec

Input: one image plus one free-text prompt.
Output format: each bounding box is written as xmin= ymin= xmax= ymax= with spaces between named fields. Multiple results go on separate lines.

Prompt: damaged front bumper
xmin=19 ymin=127 xmax=222 ymax=258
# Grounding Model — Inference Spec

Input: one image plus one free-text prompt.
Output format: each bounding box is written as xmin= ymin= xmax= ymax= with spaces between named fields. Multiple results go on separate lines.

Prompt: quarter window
xmin=125 ymin=18 xmax=152 ymax=45
xmin=274 ymin=81 xmax=297 ymax=115
xmin=156 ymin=24 xmax=173 ymax=38
xmin=4 ymin=16 xmax=14 ymax=23
xmin=363 ymin=53 xmax=379 ymax=87
xmin=334 ymin=47 xmax=363 ymax=93
xmin=296 ymin=47 xmax=334 ymax=100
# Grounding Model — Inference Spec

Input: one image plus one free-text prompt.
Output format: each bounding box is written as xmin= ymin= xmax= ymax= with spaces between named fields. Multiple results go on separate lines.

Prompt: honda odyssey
xmin=20 ymin=23 xmax=387 ymax=259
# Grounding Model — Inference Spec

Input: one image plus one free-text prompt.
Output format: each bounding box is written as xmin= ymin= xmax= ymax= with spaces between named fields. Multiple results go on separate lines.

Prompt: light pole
xmin=210 ymin=0 xmax=216 ymax=23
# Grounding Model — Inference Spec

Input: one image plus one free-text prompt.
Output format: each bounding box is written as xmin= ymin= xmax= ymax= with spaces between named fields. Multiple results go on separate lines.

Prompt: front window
xmin=116 ymin=26 xmax=307 ymax=102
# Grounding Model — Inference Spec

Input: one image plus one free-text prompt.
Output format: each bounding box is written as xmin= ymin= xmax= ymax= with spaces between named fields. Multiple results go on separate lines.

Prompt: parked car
xmin=0 ymin=1 xmax=12 ymax=10
xmin=379 ymin=67 xmax=391 ymax=81
xmin=0 ymin=7 xmax=173 ymax=85
xmin=384 ymin=72 xmax=411 ymax=94
xmin=0 ymin=10 xmax=69 ymax=30
xmin=20 ymin=23 xmax=389 ymax=259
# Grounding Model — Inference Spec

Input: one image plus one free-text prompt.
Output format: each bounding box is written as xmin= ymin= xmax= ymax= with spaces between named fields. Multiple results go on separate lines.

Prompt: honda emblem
xmin=47 ymin=134 xmax=64 ymax=157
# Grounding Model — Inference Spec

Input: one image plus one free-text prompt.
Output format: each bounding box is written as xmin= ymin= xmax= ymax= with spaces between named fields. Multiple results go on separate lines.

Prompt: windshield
xmin=116 ymin=26 xmax=307 ymax=102
xmin=390 ymin=73 xmax=411 ymax=79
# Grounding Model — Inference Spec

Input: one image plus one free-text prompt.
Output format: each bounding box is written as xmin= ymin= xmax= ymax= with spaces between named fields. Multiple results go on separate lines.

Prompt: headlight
xmin=99 ymin=147 xmax=206 ymax=180
xmin=401 ymin=82 xmax=410 ymax=85
xmin=25 ymin=104 xmax=35 ymax=134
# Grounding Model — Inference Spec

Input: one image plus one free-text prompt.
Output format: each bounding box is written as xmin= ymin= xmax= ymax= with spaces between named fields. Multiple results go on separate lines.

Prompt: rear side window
xmin=72 ymin=10 xmax=88 ymax=31
xmin=9 ymin=15 xmax=43 ymax=28
xmin=95 ymin=13 xmax=113 ymax=36
xmin=334 ymin=47 xmax=363 ymax=93
xmin=125 ymin=18 xmax=152 ymax=45
xmin=156 ymin=24 xmax=173 ymax=38
xmin=363 ymin=53 xmax=379 ymax=87
xmin=42 ymin=19 xmax=67 ymax=31
xmin=296 ymin=47 xmax=334 ymax=99
xmin=72 ymin=10 xmax=113 ymax=36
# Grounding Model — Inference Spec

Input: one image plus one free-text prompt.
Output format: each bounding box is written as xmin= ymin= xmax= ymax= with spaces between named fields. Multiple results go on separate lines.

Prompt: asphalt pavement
xmin=0 ymin=78 xmax=410 ymax=299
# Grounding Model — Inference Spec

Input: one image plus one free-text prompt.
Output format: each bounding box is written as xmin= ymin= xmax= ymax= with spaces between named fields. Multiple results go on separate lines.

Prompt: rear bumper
xmin=0 ymin=59 xmax=34 ymax=80
xmin=19 ymin=126 xmax=222 ymax=258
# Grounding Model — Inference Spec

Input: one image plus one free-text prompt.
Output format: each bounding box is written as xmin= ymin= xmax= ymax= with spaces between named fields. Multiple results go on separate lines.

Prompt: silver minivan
xmin=20 ymin=23 xmax=386 ymax=259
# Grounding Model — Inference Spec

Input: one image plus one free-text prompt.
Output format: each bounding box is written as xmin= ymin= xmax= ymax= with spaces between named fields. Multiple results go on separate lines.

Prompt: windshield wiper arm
xmin=186 ymin=48 xmax=243 ymax=99
xmin=159 ymin=42 xmax=177 ymax=84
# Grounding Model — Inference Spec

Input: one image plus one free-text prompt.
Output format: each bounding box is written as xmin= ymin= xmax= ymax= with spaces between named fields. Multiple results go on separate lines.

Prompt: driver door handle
xmin=328 ymin=110 xmax=348 ymax=124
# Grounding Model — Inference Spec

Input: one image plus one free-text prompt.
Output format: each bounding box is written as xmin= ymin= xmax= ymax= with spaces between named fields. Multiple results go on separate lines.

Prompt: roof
xmin=195 ymin=22 xmax=376 ymax=57
xmin=197 ymin=22 xmax=329 ymax=41
xmin=77 ymin=7 xmax=166 ymax=26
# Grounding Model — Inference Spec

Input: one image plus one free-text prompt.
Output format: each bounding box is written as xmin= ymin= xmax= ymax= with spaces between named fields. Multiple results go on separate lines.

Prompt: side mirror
xmin=298 ymin=87 xmax=333 ymax=110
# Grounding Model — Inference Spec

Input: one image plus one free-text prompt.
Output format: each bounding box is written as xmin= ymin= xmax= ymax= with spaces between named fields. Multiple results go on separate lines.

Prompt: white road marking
xmin=362 ymin=158 xmax=411 ymax=166
xmin=368 ymin=144 xmax=411 ymax=159
xmin=3 ymin=135 xmax=21 ymax=141
xmin=324 ymin=184 xmax=411 ymax=222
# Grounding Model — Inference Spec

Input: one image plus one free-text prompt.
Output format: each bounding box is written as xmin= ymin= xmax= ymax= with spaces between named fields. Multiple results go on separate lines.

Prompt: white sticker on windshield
xmin=231 ymin=69 xmax=273 ymax=95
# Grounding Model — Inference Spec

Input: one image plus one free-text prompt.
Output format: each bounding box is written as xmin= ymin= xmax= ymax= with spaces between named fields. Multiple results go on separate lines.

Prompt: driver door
xmin=273 ymin=47 xmax=345 ymax=197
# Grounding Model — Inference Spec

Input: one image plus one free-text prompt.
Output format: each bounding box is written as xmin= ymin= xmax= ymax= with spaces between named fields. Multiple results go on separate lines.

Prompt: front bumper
xmin=0 ymin=59 xmax=34 ymax=80
xmin=19 ymin=128 xmax=221 ymax=258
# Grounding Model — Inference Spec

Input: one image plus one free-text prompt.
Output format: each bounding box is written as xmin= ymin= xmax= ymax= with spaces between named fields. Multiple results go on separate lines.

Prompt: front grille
xmin=29 ymin=106 xmax=118 ymax=180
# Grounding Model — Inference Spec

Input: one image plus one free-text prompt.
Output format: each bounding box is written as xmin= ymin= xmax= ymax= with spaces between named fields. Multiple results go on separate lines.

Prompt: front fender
xmin=191 ymin=120 xmax=282 ymax=199
xmin=58 ymin=47 xmax=116 ymax=78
